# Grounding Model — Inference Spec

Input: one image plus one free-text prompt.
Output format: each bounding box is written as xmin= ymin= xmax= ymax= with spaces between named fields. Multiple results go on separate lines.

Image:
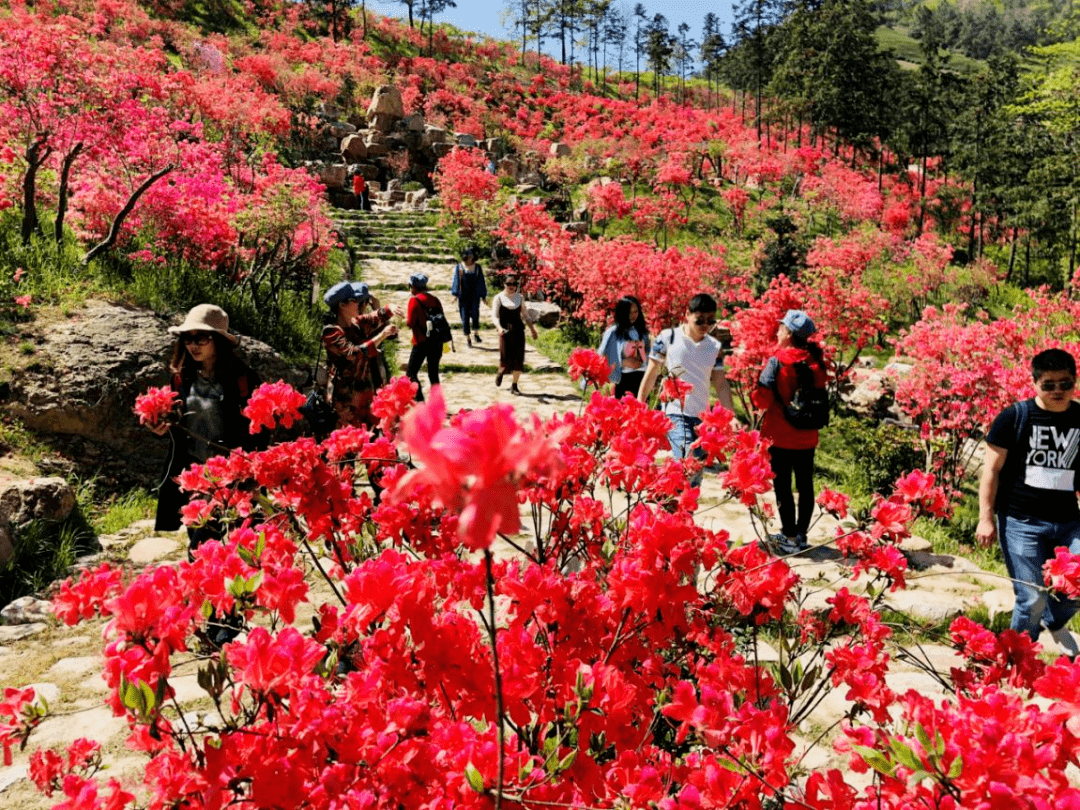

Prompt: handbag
xmin=299 ymin=341 xmax=338 ymax=435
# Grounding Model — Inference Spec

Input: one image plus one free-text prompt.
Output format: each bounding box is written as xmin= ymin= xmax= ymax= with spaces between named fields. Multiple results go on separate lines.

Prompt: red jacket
xmin=407 ymin=292 xmax=444 ymax=345
xmin=751 ymin=346 xmax=829 ymax=450
xmin=353 ymin=175 xmax=365 ymax=195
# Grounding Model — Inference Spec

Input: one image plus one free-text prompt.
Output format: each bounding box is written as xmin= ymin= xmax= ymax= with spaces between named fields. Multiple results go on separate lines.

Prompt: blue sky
xmin=363 ymin=1 xmax=736 ymax=64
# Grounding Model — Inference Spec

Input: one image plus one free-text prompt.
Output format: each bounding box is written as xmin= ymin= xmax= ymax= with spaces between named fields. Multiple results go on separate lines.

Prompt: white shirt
xmin=650 ymin=327 xmax=723 ymax=418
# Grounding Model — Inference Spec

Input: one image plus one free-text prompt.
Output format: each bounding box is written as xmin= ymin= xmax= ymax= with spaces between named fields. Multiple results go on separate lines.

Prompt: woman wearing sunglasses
xmin=150 ymin=304 xmax=263 ymax=558
xmin=491 ymin=275 xmax=537 ymax=395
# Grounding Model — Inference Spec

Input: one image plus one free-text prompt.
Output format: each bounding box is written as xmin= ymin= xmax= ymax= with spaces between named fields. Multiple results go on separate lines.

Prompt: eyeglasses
xmin=182 ymin=332 xmax=213 ymax=346
xmin=693 ymin=318 xmax=717 ymax=327
xmin=1039 ymin=379 xmax=1075 ymax=392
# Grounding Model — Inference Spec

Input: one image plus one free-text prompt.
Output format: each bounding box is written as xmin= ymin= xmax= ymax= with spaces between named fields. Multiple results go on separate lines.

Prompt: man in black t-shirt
xmin=977 ymin=348 xmax=1080 ymax=655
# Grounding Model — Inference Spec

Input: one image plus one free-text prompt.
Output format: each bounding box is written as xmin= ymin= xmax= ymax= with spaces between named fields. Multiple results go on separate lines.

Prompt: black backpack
xmin=777 ymin=360 xmax=830 ymax=430
xmin=419 ymin=298 xmax=453 ymax=345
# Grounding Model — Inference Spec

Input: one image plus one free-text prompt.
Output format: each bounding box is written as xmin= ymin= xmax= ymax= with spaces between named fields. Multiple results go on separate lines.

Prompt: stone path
xmin=0 ymin=228 xmax=1060 ymax=804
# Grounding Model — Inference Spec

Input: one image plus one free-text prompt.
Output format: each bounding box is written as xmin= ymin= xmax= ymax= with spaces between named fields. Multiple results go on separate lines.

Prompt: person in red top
xmin=352 ymin=172 xmax=367 ymax=210
xmin=751 ymin=309 xmax=829 ymax=554
xmin=406 ymin=272 xmax=445 ymax=402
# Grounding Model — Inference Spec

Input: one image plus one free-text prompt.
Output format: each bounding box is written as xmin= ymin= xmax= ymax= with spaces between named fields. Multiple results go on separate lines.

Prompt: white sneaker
xmin=1045 ymin=625 xmax=1080 ymax=659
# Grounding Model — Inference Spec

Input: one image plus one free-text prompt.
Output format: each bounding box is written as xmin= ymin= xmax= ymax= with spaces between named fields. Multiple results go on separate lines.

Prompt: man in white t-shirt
xmin=637 ymin=294 xmax=734 ymax=487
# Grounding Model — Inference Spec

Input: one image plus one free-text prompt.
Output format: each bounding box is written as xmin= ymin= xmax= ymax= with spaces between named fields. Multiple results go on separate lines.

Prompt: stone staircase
xmin=334 ymin=209 xmax=458 ymax=265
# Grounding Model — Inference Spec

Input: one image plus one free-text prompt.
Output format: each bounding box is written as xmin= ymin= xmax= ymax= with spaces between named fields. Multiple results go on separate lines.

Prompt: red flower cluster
xmin=242 ymin=380 xmax=307 ymax=433
xmin=133 ymin=386 xmax=179 ymax=428
xmin=567 ymin=347 xmax=612 ymax=391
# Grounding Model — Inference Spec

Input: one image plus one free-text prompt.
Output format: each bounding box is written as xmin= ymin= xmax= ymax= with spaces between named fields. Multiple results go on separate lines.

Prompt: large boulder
xmin=455 ymin=133 xmax=478 ymax=148
xmin=404 ymin=113 xmax=425 ymax=132
xmin=341 ymin=133 xmax=368 ymax=162
xmin=549 ymin=142 xmax=571 ymax=158
xmin=525 ymin=302 xmax=561 ymax=329
xmin=327 ymin=121 xmax=357 ymax=140
xmin=366 ymin=86 xmax=405 ymax=134
xmin=1 ymin=301 xmax=303 ymax=487
xmin=316 ymin=163 xmax=347 ymax=190
xmin=422 ymin=126 xmax=449 ymax=148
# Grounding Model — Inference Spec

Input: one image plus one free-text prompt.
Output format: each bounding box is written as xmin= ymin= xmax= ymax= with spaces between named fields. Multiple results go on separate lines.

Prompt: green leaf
xmin=464 ymin=762 xmax=485 ymax=793
xmin=947 ymin=753 xmax=963 ymax=780
xmin=851 ymin=744 xmax=894 ymax=776
xmin=558 ymin=750 xmax=577 ymax=772
xmin=888 ymin=739 xmax=924 ymax=773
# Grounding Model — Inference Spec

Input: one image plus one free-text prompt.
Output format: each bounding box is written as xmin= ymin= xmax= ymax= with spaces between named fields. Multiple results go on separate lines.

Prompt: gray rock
xmin=524 ymin=302 xmax=561 ymax=329
xmin=0 ymin=764 xmax=26 ymax=794
xmin=317 ymin=163 xmax=347 ymax=189
xmin=455 ymin=133 xmax=478 ymax=148
xmin=366 ymin=86 xmax=405 ymax=122
xmin=0 ymin=622 xmax=47 ymax=642
xmin=422 ymin=126 xmax=449 ymax=147
xmin=549 ymin=142 xmax=571 ymax=158
xmin=1 ymin=596 xmax=53 ymax=624
xmin=404 ymin=113 xmax=425 ymax=132
xmin=882 ymin=589 xmax=968 ymax=623
xmin=0 ymin=477 xmax=75 ymax=527
xmin=340 ymin=133 xmax=367 ymax=161
xmin=2 ymin=300 xmax=303 ymax=486
xmin=128 ymin=535 xmax=182 ymax=564
xmin=327 ymin=121 xmax=357 ymax=140
xmin=0 ymin=526 xmax=10 ymax=564
xmin=386 ymin=178 xmax=402 ymax=192
xmin=497 ymin=157 xmax=519 ymax=178
xmin=563 ymin=221 xmax=589 ymax=235
xmin=47 ymin=655 xmax=100 ymax=678
xmin=31 ymin=706 xmax=126 ymax=749
xmin=27 ymin=682 xmax=60 ymax=709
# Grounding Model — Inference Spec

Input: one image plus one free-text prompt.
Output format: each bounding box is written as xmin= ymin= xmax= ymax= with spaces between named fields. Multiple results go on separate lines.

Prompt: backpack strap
xmin=1014 ymin=399 xmax=1032 ymax=449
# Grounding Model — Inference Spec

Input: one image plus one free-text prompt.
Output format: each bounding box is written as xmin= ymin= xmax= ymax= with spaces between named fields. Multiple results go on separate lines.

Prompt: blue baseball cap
xmin=408 ymin=273 xmax=429 ymax=289
xmin=324 ymin=281 xmax=362 ymax=309
xmin=780 ymin=309 xmax=816 ymax=340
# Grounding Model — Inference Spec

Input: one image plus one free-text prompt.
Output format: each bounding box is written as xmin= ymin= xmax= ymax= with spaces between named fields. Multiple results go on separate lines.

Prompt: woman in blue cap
xmin=752 ymin=309 xmax=830 ymax=555
xmin=405 ymin=273 xmax=445 ymax=401
xmin=450 ymin=247 xmax=488 ymax=348
xmin=322 ymin=280 xmax=399 ymax=428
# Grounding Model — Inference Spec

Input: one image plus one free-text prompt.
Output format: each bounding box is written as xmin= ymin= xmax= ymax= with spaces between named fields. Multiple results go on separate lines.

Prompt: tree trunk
xmin=54 ymin=142 xmax=84 ymax=245
xmin=21 ymin=138 xmax=51 ymax=246
xmin=82 ymin=164 xmax=174 ymax=265
xmin=1005 ymin=226 xmax=1017 ymax=283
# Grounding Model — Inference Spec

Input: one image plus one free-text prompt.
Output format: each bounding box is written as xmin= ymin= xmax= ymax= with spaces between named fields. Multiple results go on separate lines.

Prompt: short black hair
xmin=1032 ymin=348 xmax=1077 ymax=380
xmin=687 ymin=293 xmax=717 ymax=314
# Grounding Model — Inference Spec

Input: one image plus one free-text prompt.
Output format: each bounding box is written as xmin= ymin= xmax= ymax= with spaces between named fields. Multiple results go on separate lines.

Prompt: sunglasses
xmin=182 ymin=332 xmax=214 ymax=346
xmin=693 ymin=317 xmax=718 ymax=327
xmin=1039 ymin=379 xmax=1075 ymax=392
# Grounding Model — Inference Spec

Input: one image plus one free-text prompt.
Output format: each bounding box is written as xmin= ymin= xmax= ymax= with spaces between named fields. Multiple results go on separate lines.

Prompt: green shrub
xmin=818 ymin=415 xmax=924 ymax=497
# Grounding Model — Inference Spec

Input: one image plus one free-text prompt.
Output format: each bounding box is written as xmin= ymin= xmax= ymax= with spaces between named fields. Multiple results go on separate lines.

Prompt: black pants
xmin=615 ymin=370 xmax=644 ymax=399
xmin=407 ymin=340 xmax=443 ymax=401
xmin=769 ymin=447 xmax=816 ymax=537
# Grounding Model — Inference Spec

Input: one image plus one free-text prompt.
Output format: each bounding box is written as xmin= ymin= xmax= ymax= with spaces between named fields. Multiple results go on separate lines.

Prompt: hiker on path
xmin=752 ymin=309 xmax=830 ymax=555
xmin=406 ymin=272 xmax=445 ymax=402
xmin=977 ymin=348 xmax=1080 ymax=657
xmin=597 ymin=295 xmax=649 ymax=399
xmin=322 ymin=281 xmax=399 ymax=428
xmin=637 ymin=293 xmax=733 ymax=488
xmin=450 ymin=247 xmax=488 ymax=348
xmin=492 ymin=275 xmax=537 ymax=396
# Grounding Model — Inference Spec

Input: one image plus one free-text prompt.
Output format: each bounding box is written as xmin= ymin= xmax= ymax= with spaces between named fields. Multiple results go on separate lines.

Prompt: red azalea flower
xmin=133 ymin=386 xmax=179 ymax=428
xmin=567 ymin=347 xmax=613 ymax=391
xmin=242 ymin=381 xmax=306 ymax=433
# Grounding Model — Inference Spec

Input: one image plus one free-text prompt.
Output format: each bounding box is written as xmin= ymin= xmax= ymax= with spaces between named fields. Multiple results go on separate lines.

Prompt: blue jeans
xmin=997 ymin=513 xmax=1080 ymax=638
xmin=667 ymin=414 xmax=705 ymax=487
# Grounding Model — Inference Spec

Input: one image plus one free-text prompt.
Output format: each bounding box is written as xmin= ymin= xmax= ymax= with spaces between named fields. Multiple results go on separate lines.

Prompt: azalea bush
xmin=9 ymin=376 xmax=1080 ymax=809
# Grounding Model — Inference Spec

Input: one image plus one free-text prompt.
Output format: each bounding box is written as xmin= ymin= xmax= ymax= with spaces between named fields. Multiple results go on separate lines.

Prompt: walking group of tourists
xmin=145 ymin=263 xmax=1080 ymax=659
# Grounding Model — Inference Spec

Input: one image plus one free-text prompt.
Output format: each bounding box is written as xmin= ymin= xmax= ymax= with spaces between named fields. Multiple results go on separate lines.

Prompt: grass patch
xmin=88 ymin=487 xmax=157 ymax=536
xmin=0 ymin=510 xmax=97 ymax=605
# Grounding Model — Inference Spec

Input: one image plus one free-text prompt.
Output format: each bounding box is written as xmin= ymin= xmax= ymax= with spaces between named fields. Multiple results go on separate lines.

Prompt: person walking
xmin=352 ymin=172 xmax=368 ymax=211
xmin=752 ymin=310 xmax=829 ymax=555
xmin=405 ymin=273 xmax=445 ymax=402
xmin=637 ymin=293 xmax=733 ymax=488
xmin=597 ymin=296 xmax=649 ymax=399
xmin=450 ymin=248 xmax=488 ymax=348
xmin=492 ymin=275 xmax=537 ymax=395
xmin=322 ymin=281 xmax=398 ymax=428
xmin=977 ymin=348 xmax=1080 ymax=657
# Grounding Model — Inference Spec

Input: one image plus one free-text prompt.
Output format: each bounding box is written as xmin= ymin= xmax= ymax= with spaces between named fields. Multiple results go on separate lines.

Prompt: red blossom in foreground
xmin=659 ymin=376 xmax=693 ymax=409
xmin=370 ymin=375 xmax=419 ymax=434
xmin=394 ymin=386 xmax=562 ymax=549
xmin=1044 ymin=548 xmax=1080 ymax=601
xmin=0 ymin=686 xmax=40 ymax=766
xmin=567 ymin=347 xmax=613 ymax=391
xmin=52 ymin=564 xmax=125 ymax=625
xmin=133 ymin=386 xmax=179 ymax=428
xmin=816 ymin=488 xmax=850 ymax=518
xmin=242 ymin=381 xmax=306 ymax=433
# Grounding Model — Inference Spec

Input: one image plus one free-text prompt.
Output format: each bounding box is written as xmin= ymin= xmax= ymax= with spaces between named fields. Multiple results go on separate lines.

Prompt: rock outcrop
xmin=1 ymin=301 xmax=303 ymax=487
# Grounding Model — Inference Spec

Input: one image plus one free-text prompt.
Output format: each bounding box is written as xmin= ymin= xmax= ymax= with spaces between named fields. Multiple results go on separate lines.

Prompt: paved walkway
xmin=0 ymin=253 xmax=1045 ymax=805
